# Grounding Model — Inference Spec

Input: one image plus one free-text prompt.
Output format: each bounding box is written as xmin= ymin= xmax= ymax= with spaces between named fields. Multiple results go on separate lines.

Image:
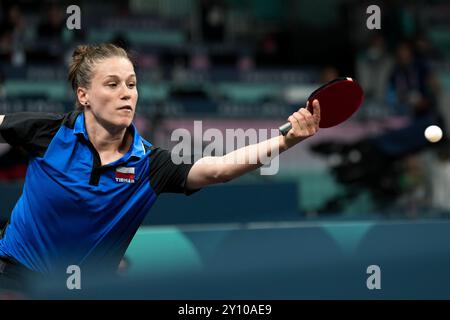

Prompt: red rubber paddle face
xmin=307 ymin=78 xmax=364 ymax=128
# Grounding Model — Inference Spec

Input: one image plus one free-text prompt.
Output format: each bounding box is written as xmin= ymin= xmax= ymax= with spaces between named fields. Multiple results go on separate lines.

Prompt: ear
xmin=77 ymin=87 xmax=89 ymax=105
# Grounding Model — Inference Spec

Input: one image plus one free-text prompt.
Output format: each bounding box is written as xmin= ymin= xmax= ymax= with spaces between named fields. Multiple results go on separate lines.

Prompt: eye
xmin=107 ymin=83 xmax=117 ymax=88
xmin=128 ymin=83 xmax=136 ymax=89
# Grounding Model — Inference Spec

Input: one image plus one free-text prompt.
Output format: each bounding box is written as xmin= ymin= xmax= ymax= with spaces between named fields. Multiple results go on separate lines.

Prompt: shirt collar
xmin=73 ymin=112 xmax=146 ymax=160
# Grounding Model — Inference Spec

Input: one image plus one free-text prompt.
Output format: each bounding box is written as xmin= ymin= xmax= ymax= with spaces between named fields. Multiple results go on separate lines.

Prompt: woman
xmin=0 ymin=43 xmax=320 ymax=291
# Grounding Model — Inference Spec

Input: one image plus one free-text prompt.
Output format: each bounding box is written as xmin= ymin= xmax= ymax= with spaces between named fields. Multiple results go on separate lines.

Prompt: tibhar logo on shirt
xmin=115 ymin=167 xmax=135 ymax=183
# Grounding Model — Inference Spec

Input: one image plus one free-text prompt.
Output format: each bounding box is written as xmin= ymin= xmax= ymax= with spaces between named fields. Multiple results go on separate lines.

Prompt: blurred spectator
xmin=378 ymin=40 xmax=443 ymax=163
xmin=190 ymin=51 xmax=210 ymax=71
xmin=356 ymin=33 xmax=393 ymax=105
xmin=256 ymin=31 xmax=287 ymax=66
xmin=387 ymin=41 xmax=438 ymax=118
xmin=0 ymin=4 xmax=26 ymax=66
xmin=429 ymin=148 xmax=450 ymax=212
xmin=137 ymin=53 xmax=160 ymax=69
xmin=27 ymin=3 xmax=65 ymax=63
xmin=0 ymin=30 xmax=13 ymax=62
xmin=396 ymin=153 xmax=428 ymax=217
xmin=37 ymin=3 xmax=65 ymax=43
xmin=0 ymin=5 xmax=25 ymax=42
xmin=200 ymin=0 xmax=227 ymax=43
xmin=414 ymin=31 xmax=442 ymax=62
xmin=237 ymin=54 xmax=255 ymax=72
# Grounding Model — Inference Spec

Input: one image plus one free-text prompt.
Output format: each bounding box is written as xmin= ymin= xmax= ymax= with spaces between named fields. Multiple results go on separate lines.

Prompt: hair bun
xmin=69 ymin=45 xmax=90 ymax=90
xmin=72 ymin=45 xmax=90 ymax=60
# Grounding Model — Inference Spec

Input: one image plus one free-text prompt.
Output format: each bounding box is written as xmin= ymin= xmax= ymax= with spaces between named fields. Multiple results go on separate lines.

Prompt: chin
xmin=114 ymin=115 xmax=134 ymax=128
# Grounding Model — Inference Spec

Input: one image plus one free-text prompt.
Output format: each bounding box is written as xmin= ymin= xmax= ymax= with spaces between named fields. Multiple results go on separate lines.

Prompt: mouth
xmin=117 ymin=105 xmax=133 ymax=112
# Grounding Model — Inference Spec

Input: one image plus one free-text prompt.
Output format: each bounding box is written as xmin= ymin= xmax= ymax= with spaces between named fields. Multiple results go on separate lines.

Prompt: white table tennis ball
xmin=424 ymin=125 xmax=443 ymax=143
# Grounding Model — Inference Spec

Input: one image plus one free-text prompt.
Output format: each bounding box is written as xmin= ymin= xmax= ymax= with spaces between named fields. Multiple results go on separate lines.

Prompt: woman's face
xmin=83 ymin=56 xmax=138 ymax=130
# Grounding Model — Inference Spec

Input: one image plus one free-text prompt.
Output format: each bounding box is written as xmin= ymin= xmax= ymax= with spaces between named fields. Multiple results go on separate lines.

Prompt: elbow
xmin=213 ymin=168 xmax=233 ymax=184
xmin=199 ymin=156 xmax=234 ymax=184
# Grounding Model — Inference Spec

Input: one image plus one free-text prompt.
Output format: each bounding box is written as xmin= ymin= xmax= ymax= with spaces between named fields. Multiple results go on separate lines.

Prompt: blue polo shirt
xmin=0 ymin=111 xmax=197 ymax=275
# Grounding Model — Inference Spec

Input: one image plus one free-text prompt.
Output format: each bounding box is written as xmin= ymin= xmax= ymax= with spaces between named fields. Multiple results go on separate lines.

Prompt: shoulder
xmin=0 ymin=111 xmax=67 ymax=136
xmin=0 ymin=111 xmax=81 ymax=156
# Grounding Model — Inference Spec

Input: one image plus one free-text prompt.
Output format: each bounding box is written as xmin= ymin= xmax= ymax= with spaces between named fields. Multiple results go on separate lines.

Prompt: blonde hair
xmin=68 ymin=43 xmax=133 ymax=110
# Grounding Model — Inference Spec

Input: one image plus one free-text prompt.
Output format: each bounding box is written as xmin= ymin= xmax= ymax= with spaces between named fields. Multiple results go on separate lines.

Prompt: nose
xmin=119 ymin=83 xmax=132 ymax=101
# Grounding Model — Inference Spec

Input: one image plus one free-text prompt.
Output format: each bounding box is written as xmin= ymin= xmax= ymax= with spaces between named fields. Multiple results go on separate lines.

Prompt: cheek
xmin=92 ymin=89 xmax=115 ymax=106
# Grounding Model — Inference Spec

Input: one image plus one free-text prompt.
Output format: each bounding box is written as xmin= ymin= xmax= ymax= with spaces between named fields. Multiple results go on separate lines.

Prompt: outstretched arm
xmin=0 ymin=115 xmax=5 ymax=143
xmin=186 ymin=100 xmax=321 ymax=190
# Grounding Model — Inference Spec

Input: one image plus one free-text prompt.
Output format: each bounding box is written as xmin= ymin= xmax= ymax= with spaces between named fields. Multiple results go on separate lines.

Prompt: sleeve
xmin=0 ymin=112 xmax=65 ymax=157
xmin=149 ymin=146 xmax=200 ymax=196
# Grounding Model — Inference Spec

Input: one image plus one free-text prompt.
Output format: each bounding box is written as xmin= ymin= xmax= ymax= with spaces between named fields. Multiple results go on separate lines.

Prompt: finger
xmin=293 ymin=111 xmax=306 ymax=127
xmin=298 ymin=103 xmax=310 ymax=113
xmin=293 ymin=110 xmax=305 ymax=119
xmin=290 ymin=112 xmax=303 ymax=133
xmin=299 ymin=109 xmax=317 ymax=134
xmin=288 ymin=115 xmax=299 ymax=134
xmin=312 ymin=99 xmax=321 ymax=125
xmin=299 ymin=108 xmax=313 ymax=119
xmin=298 ymin=108 xmax=314 ymax=129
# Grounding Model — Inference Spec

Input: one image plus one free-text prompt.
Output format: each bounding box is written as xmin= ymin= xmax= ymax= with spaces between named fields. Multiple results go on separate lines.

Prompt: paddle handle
xmin=278 ymin=122 xmax=292 ymax=136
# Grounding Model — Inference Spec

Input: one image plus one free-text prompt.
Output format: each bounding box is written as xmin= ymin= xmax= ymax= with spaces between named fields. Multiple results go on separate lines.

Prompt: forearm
xmin=217 ymin=135 xmax=289 ymax=181
xmin=187 ymin=135 xmax=290 ymax=189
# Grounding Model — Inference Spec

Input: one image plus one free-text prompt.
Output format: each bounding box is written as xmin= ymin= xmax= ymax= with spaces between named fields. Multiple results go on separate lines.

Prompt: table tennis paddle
xmin=279 ymin=77 xmax=364 ymax=135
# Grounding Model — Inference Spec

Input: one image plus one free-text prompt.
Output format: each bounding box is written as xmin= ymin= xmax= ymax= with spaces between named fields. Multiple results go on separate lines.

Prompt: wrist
xmin=278 ymin=135 xmax=291 ymax=152
xmin=279 ymin=134 xmax=305 ymax=151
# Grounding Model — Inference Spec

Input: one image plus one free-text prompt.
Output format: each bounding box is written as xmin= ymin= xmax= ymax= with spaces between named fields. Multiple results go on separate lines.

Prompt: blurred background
xmin=1 ymin=0 xmax=450 ymax=298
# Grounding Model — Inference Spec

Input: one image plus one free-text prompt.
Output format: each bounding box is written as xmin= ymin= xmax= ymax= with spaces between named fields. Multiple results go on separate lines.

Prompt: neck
xmin=84 ymin=111 xmax=132 ymax=155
